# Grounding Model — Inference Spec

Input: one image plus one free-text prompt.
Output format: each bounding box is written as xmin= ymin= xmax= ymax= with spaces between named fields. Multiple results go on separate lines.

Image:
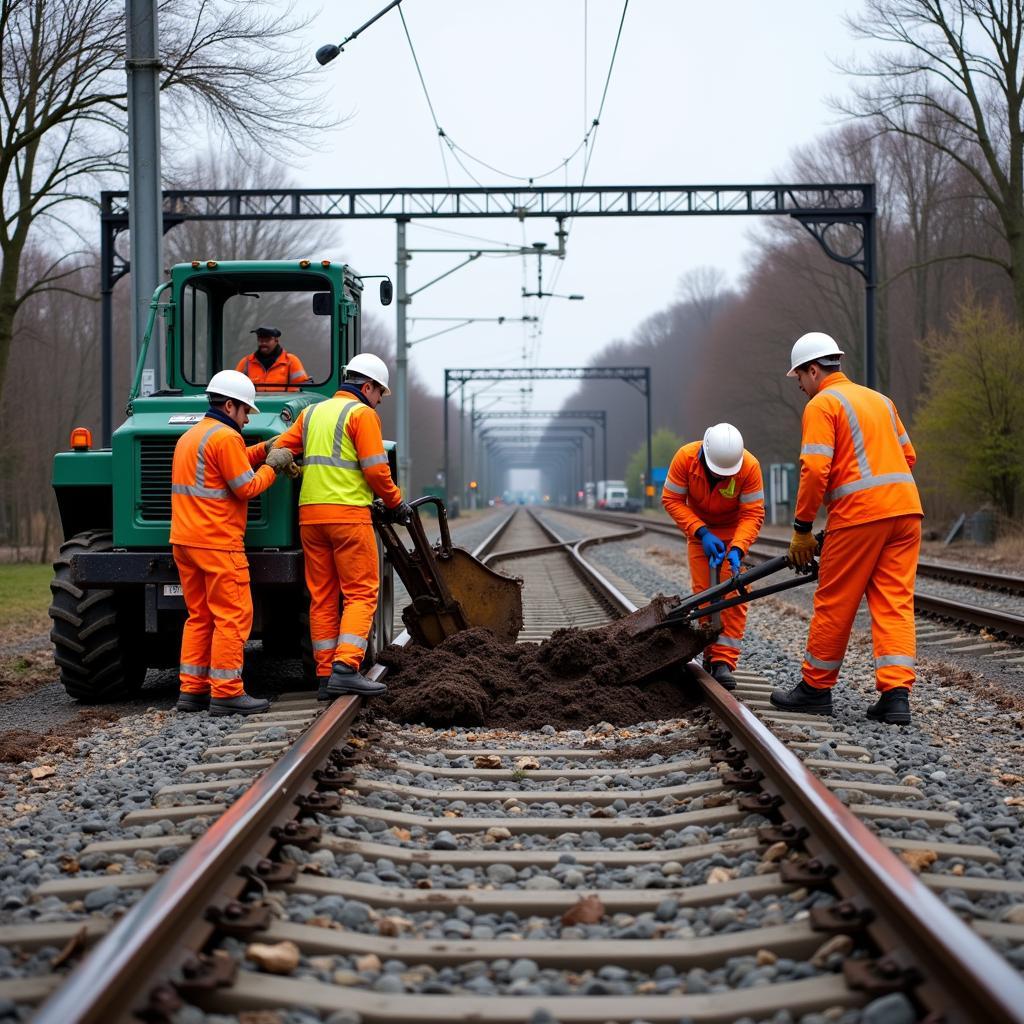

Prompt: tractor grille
xmin=138 ymin=436 xmax=262 ymax=523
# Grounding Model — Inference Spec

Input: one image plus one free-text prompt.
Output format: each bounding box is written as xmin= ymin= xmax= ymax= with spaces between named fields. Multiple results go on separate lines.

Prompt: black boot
xmin=317 ymin=677 xmax=331 ymax=702
xmin=327 ymin=662 xmax=387 ymax=697
xmin=866 ymin=687 xmax=911 ymax=725
xmin=709 ymin=662 xmax=737 ymax=691
xmin=770 ymin=679 xmax=833 ymax=715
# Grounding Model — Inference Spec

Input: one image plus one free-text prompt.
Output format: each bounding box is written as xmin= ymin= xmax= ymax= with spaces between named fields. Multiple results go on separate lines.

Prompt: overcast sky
xmin=278 ymin=1 xmax=864 ymax=412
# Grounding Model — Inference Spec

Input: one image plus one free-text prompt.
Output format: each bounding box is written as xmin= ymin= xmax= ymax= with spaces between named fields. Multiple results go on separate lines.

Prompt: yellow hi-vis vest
xmin=299 ymin=398 xmax=375 ymax=507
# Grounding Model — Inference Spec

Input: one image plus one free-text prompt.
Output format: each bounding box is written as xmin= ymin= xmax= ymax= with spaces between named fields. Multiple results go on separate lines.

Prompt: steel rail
xmin=691 ymin=660 xmax=1024 ymax=1024
xmin=557 ymin=507 xmax=1024 ymax=595
xmin=912 ymin=591 xmax=1024 ymax=639
xmin=555 ymin=521 xmax=1024 ymax=1021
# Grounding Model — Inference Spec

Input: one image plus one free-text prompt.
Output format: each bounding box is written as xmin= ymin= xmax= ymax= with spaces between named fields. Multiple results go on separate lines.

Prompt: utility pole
xmin=394 ymin=218 xmax=410 ymax=487
xmin=126 ymin=0 xmax=163 ymax=393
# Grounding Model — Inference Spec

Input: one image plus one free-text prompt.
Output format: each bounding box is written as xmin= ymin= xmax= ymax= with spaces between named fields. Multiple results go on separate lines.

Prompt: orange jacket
xmin=276 ymin=390 xmax=402 ymax=524
xmin=169 ymin=416 xmax=276 ymax=550
xmin=235 ymin=349 xmax=311 ymax=392
xmin=661 ymin=441 xmax=765 ymax=554
xmin=795 ymin=372 xmax=922 ymax=529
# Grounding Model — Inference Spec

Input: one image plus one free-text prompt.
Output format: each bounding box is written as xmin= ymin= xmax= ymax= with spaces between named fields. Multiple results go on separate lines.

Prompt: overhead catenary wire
xmin=397 ymin=1 xmax=627 ymax=187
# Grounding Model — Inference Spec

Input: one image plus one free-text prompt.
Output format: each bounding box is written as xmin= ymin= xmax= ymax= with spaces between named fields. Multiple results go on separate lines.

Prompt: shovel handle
xmin=409 ymin=496 xmax=454 ymax=557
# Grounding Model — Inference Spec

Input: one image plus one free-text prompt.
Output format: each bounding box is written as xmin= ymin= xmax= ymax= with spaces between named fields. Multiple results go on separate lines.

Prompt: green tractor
xmin=48 ymin=259 xmax=396 ymax=702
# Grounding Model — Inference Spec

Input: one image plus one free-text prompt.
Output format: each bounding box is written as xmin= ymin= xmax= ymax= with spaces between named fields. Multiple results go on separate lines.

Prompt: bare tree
xmin=676 ymin=266 xmax=731 ymax=326
xmin=841 ymin=0 xmax=1024 ymax=319
xmin=0 ymin=0 xmax=340 ymax=407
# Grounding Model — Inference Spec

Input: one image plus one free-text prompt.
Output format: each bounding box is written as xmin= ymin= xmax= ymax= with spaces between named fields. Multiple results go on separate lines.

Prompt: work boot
xmin=327 ymin=662 xmax=387 ymax=697
xmin=709 ymin=662 xmax=737 ymax=690
xmin=866 ymin=687 xmax=912 ymax=726
xmin=175 ymin=691 xmax=210 ymax=712
xmin=209 ymin=693 xmax=271 ymax=717
xmin=769 ymin=679 xmax=833 ymax=715
xmin=317 ymin=677 xmax=331 ymax=702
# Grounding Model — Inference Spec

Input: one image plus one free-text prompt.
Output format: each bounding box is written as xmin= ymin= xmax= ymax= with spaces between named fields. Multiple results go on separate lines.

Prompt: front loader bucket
xmin=429 ymin=548 xmax=524 ymax=644
xmin=375 ymin=496 xmax=524 ymax=649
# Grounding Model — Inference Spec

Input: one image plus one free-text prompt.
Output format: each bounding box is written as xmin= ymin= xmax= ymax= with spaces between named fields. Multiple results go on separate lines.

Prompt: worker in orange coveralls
xmin=273 ymin=352 xmax=410 ymax=702
xmin=170 ymin=370 xmax=296 ymax=716
xmin=236 ymin=326 xmax=312 ymax=392
xmin=770 ymin=332 xmax=922 ymax=726
xmin=662 ymin=423 xmax=765 ymax=689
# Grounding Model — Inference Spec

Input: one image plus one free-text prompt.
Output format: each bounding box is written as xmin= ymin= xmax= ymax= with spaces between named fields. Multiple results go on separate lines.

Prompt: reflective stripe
xmin=340 ymin=632 xmax=368 ymax=651
xmin=290 ymin=370 xmax=308 ymax=381
xmin=195 ymin=423 xmax=223 ymax=489
xmin=302 ymin=406 xmax=311 ymax=451
xmin=717 ymin=635 xmax=742 ymax=649
xmin=360 ymin=452 xmax=389 ymax=468
xmin=875 ymin=654 xmax=915 ymax=669
xmin=898 ymin=432 xmax=909 ymax=445
xmin=312 ymin=635 xmax=342 ymax=651
xmin=739 ymin=490 xmax=764 ymax=503
xmin=824 ymin=387 xmax=871 ymax=480
xmin=804 ymin=650 xmax=843 ymax=671
xmin=801 ymin=444 xmax=834 ymax=457
xmin=304 ymin=455 xmax=361 ymax=469
xmin=227 ymin=469 xmax=255 ymax=490
xmin=171 ymin=483 xmax=230 ymax=499
xmin=825 ymin=472 xmax=916 ymax=503
xmin=663 ymin=480 xmax=687 ymax=495
xmin=330 ymin=401 xmax=360 ymax=459
xmin=180 ymin=663 xmax=209 ymax=677
xmin=209 ymin=666 xmax=243 ymax=680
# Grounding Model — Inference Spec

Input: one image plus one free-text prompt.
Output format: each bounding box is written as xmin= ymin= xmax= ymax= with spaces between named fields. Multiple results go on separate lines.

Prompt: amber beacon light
xmin=70 ymin=427 xmax=93 ymax=451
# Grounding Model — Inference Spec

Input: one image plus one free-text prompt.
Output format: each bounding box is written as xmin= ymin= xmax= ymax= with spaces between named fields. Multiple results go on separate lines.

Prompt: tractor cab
xmin=167 ymin=259 xmax=367 ymax=401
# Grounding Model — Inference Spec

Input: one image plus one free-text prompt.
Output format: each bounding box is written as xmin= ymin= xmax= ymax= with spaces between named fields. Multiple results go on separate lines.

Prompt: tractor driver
xmin=236 ymin=326 xmax=312 ymax=392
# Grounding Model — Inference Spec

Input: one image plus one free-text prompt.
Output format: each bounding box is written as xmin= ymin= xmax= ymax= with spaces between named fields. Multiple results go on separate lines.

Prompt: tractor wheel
xmin=48 ymin=531 xmax=146 ymax=702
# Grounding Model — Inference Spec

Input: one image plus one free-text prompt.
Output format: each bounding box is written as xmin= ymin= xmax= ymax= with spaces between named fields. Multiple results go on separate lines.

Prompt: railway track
xmin=4 ymin=508 xmax=1024 ymax=1023
xmin=557 ymin=507 xmax=1024 ymax=644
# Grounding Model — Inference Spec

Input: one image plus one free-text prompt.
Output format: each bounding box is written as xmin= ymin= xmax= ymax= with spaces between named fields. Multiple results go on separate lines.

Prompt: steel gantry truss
xmin=471 ymin=410 xmax=608 ymax=486
xmin=479 ymin=426 xmax=596 ymax=501
xmin=485 ymin=438 xmax=585 ymax=505
xmin=445 ymin=367 xmax=651 ymax=507
xmin=99 ymin=184 xmax=877 ymax=478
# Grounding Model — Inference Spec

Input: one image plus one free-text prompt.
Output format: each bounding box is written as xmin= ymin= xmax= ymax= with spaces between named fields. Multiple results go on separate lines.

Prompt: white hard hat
xmin=344 ymin=352 xmax=391 ymax=394
xmin=787 ymin=332 xmax=845 ymax=377
xmin=702 ymin=422 xmax=744 ymax=476
xmin=206 ymin=369 xmax=260 ymax=413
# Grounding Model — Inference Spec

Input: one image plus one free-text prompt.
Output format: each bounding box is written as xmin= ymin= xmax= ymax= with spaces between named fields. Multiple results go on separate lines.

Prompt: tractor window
xmin=179 ymin=272 xmax=336 ymax=389
xmin=182 ymin=283 xmax=211 ymax=382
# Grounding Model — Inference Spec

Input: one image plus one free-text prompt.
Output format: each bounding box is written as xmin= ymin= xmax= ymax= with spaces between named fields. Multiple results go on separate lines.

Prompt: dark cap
xmin=251 ymin=325 xmax=281 ymax=338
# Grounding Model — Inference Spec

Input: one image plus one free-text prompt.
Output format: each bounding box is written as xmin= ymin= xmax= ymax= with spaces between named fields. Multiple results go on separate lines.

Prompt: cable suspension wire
xmin=397 ymin=1 xmax=627 ymax=187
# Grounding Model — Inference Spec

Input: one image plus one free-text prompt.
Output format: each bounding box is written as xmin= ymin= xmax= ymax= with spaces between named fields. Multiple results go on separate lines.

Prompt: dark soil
xmin=0 ymin=709 xmax=119 ymax=763
xmin=377 ymin=610 xmax=713 ymax=729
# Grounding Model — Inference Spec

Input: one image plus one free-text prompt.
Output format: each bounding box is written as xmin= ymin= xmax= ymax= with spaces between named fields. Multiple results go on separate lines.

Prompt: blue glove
xmin=726 ymin=547 xmax=742 ymax=576
xmin=696 ymin=527 xmax=726 ymax=567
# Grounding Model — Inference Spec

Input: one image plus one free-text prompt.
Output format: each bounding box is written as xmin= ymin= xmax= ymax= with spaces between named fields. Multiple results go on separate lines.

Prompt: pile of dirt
xmin=377 ymin=611 xmax=713 ymax=729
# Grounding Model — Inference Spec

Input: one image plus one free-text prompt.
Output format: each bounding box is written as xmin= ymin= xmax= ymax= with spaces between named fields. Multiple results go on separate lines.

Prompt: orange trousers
xmin=172 ymin=545 xmax=251 ymax=698
xmin=688 ymin=530 xmax=746 ymax=670
xmin=301 ymin=522 xmax=379 ymax=676
xmin=803 ymin=514 xmax=921 ymax=693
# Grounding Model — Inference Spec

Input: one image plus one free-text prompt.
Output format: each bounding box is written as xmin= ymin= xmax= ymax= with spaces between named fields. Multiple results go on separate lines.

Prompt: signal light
xmin=191 ymin=260 xmax=200 ymax=268
xmin=469 ymin=480 xmax=478 ymax=489
xmin=299 ymin=259 xmax=311 ymax=268
xmin=70 ymin=427 xmax=92 ymax=451
xmin=206 ymin=260 xmax=218 ymax=269
xmin=321 ymin=259 xmax=331 ymax=267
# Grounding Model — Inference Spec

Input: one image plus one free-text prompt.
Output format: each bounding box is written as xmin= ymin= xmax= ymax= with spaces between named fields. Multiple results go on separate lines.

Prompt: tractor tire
xmin=48 ymin=531 xmax=146 ymax=702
